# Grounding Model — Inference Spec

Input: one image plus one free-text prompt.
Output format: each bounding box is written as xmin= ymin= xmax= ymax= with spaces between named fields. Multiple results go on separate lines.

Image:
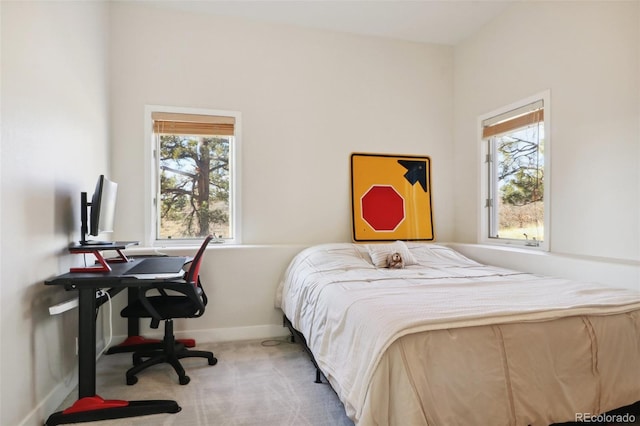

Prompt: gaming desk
xmin=44 ymin=257 xmax=185 ymax=425
xmin=65 ymin=242 xmax=196 ymax=354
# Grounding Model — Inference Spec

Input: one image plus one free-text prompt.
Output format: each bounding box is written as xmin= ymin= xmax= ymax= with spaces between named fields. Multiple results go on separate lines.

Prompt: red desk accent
xmin=63 ymin=396 xmax=129 ymax=414
xmin=68 ymin=242 xmax=137 ymax=273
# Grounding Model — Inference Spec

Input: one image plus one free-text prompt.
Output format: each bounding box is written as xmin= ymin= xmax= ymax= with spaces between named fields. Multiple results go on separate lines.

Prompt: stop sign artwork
xmin=361 ymin=185 xmax=405 ymax=231
xmin=351 ymin=153 xmax=433 ymax=242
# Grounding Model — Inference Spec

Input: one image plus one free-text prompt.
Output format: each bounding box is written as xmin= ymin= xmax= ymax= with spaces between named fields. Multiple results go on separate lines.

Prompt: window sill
xmin=478 ymin=238 xmax=548 ymax=252
xmin=446 ymin=242 xmax=640 ymax=270
xmin=123 ymin=243 xmax=307 ymax=256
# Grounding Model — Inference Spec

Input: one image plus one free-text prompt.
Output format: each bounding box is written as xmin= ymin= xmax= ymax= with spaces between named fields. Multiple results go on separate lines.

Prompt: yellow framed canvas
xmin=351 ymin=153 xmax=433 ymax=242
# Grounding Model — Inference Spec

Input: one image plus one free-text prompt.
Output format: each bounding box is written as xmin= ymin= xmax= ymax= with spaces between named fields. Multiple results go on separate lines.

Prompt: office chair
xmin=120 ymin=235 xmax=217 ymax=385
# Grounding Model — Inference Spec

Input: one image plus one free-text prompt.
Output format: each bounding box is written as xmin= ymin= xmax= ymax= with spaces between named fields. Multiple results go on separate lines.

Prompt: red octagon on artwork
xmin=361 ymin=185 xmax=405 ymax=231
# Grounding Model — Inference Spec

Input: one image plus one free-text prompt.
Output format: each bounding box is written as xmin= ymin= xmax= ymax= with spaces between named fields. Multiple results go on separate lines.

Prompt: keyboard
xmin=123 ymin=257 xmax=188 ymax=279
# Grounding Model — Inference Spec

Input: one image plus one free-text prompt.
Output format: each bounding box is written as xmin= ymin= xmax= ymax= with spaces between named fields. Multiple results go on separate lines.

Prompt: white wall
xmin=105 ymin=2 xmax=455 ymax=340
xmin=453 ymin=1 xmax=640 ymax=265
xmin=108 ymin=2 xmax=455 ymax=246
xmin=0 ymin=2 xmax=110 ymax=425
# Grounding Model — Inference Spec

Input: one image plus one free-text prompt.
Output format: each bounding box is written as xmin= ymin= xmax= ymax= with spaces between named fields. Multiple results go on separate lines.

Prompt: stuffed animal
xmin=387 ymin=252 xmax=405 ymax=269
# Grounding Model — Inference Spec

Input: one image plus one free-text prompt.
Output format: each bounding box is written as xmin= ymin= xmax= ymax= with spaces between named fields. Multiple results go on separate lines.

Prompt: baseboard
xmin=178 ymin=324 xmax=291 ymax=343
xmin=104 ymin=324 xmax=290 ymax=348
xmin=19 ymin=370 xmax=77 ymax=426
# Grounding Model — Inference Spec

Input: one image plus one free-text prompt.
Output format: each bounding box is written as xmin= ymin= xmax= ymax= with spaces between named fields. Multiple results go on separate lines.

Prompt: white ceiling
xmin=153 ymin=0 xmax=514 ymax=45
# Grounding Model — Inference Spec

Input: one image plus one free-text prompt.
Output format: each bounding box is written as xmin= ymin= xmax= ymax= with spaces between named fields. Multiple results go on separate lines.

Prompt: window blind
xmin=482 ymin=100 xmax=544 ymax=139
xmin=152 ymin=112 xmax=235 ymax=136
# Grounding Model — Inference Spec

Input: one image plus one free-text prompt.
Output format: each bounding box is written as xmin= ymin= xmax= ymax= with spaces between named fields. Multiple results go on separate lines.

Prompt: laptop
xmin=123 ymin=256 xmax=189 ymax=279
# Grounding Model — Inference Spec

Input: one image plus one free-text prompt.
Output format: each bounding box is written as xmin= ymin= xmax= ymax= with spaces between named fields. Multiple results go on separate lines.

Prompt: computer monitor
xmin=80 ymin=175 xmax=118 ymax=245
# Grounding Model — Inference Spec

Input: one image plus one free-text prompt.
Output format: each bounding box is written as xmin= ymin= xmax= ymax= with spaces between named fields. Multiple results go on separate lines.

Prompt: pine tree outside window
xmin=146 ymin=106 xmax=241 ymax=244
xmin=479 ymin=91 xmax=550 ymax=250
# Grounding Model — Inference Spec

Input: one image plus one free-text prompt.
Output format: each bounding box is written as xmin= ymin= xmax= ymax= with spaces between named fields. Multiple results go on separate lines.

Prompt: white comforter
xmin=277 ymin=243 xmax=640 ymax=424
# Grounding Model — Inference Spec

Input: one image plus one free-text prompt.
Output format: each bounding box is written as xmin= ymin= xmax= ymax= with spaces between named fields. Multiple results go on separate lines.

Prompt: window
xmin=145 ymin=106 xmax=241 ymax=245
xmin=479 ymin=91 xmax=549 ymax=249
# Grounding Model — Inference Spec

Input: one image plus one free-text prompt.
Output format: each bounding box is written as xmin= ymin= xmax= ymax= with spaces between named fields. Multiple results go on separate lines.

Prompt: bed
xmin=275 ymin=241 xmax=640 ymax=426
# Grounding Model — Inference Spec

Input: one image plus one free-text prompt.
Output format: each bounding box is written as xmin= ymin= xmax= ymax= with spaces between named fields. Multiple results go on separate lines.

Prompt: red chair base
xmin=105 ymin=335 xmax=195 ymax=354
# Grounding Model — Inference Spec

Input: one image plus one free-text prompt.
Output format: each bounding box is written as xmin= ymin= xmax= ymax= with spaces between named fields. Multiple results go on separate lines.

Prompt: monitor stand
xmin=79 ymin=240 xmax=115 ymax=246
xmin=68 ymin=242 xmax=138 ymax=273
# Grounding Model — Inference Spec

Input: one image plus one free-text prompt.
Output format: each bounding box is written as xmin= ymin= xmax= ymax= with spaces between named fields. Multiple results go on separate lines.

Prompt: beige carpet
xmin=58 ymin=338 xmax=354 ymax=425
xmin=57 ymin=338 xmax=640 ymax=426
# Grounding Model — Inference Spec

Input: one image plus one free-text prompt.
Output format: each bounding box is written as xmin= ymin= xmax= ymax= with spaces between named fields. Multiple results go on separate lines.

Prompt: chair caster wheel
xmin=179 ymin=375 xmax=190 ymax=385
xmin=127 ymin=376 xmax=138 ymax=385
xmin=209 ymin=357 xmax=218 ymax=366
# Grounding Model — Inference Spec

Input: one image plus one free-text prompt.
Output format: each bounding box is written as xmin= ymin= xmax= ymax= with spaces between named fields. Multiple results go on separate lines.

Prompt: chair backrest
xmin=185 ymin=234 xmax=214 ymax=285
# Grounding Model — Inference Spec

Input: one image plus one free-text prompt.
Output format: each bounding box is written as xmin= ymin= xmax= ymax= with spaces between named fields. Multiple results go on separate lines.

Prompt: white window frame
xmin=144 ymin=105 xmax=242 ymax=246
xmin=478 ymin=90 xmax=550 ymax=251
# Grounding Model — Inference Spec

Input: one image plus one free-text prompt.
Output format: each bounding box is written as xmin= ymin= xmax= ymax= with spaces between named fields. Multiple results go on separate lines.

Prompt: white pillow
xmin=367 ymin=241 xmax=417 ymax=268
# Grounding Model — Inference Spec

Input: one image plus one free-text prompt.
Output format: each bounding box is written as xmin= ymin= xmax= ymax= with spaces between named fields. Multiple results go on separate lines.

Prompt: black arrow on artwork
xmin=398 ymin=160 xmax=428 ymax=192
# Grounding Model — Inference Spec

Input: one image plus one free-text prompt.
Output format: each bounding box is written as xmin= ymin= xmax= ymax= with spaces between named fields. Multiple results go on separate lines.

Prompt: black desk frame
xmin=44 ymin=258 xmax=182 ymax=425
xmin=67 ymin=243 xmax=196 ymax=354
